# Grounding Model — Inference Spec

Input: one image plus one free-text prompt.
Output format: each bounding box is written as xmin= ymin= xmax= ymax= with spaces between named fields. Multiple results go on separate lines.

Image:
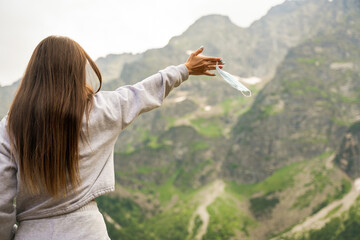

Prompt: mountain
xmin=108 ymin=0 xmax=360 ymax=158
xmin=1 ymin=0 xmax=360 ymax=239
xmin=223 ymin=1 xmax=360 ymax=237
xmin=225 ymin=0 xmax=360 ymax=184
xmin=101 ymin=0 xmax=360 ymax=239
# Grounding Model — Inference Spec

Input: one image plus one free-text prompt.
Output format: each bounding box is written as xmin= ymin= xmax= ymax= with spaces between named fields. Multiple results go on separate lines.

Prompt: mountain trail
xmin=103 ymin=213 xmax=122 ymax=230
xmin=188 ymin=179 xmax=225 ymax=239
xmin=283 ymin=178 xmax=360 ymax=237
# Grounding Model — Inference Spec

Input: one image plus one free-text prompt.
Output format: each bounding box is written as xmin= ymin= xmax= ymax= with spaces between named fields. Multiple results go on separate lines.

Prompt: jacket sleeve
xmin=0 ymin=116 xmax=17 ymax=240
xmin=92 ymin=64 xmax=189 ymax=132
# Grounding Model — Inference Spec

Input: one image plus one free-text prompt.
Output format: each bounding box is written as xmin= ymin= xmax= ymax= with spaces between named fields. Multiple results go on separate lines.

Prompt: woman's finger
xmin=207 ymin=66 xmax=221 ymax=70
xmin=205 ymin=60 xmax=224 ymax=67
xmin=193 ymin=47 xmax=204 ymax=56
xmin=204 ymin=71 xmax=216 ymax=76
xmin=203 ymin=57 xmax=223 ymax=62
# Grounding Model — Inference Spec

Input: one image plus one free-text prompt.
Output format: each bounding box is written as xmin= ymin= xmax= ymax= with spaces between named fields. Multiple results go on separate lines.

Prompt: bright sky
xmin=0 ymin=0 xmax=284 ymax=86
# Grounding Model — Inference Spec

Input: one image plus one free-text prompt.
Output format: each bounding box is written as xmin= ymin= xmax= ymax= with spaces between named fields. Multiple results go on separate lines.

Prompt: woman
xmin=0 ymin=36 xmax=223 ymax=240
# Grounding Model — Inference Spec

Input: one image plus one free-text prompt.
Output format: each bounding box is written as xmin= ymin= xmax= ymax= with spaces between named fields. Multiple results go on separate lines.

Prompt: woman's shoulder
xmin=84 ymin=91 xmax=123 ymax=131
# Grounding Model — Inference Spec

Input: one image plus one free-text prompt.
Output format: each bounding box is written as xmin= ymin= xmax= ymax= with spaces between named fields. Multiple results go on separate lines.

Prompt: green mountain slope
xmin=274 ymin=194 xmax=360 ymax=240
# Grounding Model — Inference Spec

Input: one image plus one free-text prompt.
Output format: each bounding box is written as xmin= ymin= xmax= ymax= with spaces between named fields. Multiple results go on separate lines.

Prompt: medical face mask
xmin=216 ymin=63 xmax=251 ymax=97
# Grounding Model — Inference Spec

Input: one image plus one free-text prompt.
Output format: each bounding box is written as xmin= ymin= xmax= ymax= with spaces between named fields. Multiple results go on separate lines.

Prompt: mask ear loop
xmin=216 ymin=63 xmax=252 ymax=97
xmin=241 ymin=89 xmax=251 ymax=97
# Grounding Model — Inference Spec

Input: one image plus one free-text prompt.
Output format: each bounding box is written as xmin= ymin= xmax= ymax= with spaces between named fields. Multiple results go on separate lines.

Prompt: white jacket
xmin=0 ymin=64 xmax=189 ymax=240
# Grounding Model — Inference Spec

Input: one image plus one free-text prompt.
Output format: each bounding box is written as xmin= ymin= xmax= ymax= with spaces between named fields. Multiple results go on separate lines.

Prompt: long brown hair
xmin=7 ymin=36 xmax=102 ymax=197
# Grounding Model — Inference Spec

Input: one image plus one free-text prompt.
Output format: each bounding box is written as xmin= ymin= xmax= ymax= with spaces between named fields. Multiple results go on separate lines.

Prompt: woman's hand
xmin=185 ymin=46 xmax=224 ymax=76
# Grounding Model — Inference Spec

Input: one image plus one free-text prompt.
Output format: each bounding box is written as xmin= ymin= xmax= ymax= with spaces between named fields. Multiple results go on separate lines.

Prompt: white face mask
xmin=216 ymin=63 xmax=251 ymax=97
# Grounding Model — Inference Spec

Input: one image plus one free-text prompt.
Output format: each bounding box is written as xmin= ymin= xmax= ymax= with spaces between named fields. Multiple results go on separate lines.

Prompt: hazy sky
xmin=0 ymin=0 xmax=284 ymax=86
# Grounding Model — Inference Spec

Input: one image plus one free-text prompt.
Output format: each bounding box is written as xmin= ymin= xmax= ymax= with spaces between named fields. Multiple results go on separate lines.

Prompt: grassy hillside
xmin=97 ymin=149 xmax=351 ymax=240
xmin=275 ymin=194 xmax=360 ymax=240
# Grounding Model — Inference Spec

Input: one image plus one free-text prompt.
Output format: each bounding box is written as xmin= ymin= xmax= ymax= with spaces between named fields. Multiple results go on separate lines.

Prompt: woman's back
xmin=0 ymin=63 xmax=189 ymax=239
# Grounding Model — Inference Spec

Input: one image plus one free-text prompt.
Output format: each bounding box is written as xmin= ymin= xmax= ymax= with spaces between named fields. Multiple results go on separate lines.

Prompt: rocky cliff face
xmin=335 ymin=121 xmax=360 ymax=179
xmin=223 ymin=2 xmax=360 ymax=183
